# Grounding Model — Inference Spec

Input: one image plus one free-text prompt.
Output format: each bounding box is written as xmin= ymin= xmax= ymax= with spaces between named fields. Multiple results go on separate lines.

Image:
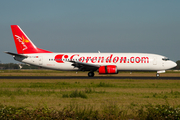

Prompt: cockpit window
xmin=162 ymin=58 xmax=170 ymax=61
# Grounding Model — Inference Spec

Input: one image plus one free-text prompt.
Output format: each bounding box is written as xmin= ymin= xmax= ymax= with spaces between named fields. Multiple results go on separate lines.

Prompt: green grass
xmin=1 ymin=80 xmax=180 ymax=89
xmin=0 ymin=102 xmax=180 ymax=119
xmin=0 ymin=73 xmax=180 ymax=118
xmin=62 ymin=90 xmax=88 ymax=99
xmin=0 ymin=70 xmax=180 ymax=118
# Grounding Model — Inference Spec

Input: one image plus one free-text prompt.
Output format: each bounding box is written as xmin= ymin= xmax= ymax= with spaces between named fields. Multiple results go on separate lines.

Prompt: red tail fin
xmin=11 ymin=25 xmax=52 ymax=54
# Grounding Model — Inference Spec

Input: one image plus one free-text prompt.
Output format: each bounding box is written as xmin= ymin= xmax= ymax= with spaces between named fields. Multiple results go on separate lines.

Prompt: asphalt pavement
xmin=0 ymin=76 xmax=180 ymax=80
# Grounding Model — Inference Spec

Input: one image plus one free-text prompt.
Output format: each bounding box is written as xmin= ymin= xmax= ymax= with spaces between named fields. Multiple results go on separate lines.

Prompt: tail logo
xmin=22 ymin=36 xmax=29 ymax=43
xmin=15 ymin=35 xmax=29 ymax=51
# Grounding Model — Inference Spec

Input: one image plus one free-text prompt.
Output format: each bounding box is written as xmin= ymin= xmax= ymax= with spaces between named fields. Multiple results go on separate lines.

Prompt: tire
xmin=156 ymin=73 xmax=160 ymax=77
xmin=88 ymin=72 xmax=94 ymax=77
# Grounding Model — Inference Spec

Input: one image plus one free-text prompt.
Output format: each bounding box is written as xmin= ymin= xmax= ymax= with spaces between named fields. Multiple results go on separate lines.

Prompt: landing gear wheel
xmin=156 ymin=73 xmax=160 ymax=77
xmin=88 ymin=72 xmax=94 ymax=77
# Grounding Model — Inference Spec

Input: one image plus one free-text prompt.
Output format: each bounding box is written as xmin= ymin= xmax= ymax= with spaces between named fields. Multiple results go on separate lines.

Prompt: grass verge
xmin=0 ymin=102 xmax=180 ymax=119
xmin=0 ymin=77 xmax=180 ymax=119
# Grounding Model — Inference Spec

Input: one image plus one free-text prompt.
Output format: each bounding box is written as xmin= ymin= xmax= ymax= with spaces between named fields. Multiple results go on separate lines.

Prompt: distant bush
xmin=137 ymin=104 xmax=180 ymax=120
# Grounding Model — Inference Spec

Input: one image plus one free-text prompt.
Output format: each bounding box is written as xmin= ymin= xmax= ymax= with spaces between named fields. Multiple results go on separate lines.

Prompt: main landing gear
xmin=88 ymin=72 xmax=94 ymax=77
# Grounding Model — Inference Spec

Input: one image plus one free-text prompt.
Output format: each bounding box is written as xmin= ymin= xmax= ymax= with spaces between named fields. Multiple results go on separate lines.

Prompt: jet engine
xmin=99 ymin=65 xmax=118 ymax=74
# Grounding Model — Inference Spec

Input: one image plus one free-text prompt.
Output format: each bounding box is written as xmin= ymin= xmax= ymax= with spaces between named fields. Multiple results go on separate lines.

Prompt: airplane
xmin=5 ymin=25 xmax=177 ymax=77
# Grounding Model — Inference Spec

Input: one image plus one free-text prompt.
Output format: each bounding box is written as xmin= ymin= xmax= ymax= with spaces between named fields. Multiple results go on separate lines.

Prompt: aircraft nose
xmin=164 ymin=61 xmax=177 ymax=70
xmin=171 ymin=61 xmax=177 ymax=68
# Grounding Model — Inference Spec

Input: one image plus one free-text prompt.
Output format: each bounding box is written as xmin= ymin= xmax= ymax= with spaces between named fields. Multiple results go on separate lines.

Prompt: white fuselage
xmin=14 ymin=53 xmax=176 ymax=72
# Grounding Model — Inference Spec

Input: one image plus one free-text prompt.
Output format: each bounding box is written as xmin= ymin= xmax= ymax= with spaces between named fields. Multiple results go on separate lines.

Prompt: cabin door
xmin=153 ymin=57 xmax=157 ymax=65
xmin=39 ymin=56 xmax=43 ymax=65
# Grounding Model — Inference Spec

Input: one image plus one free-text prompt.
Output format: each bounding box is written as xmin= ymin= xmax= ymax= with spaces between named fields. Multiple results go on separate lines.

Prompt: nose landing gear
xmin=156 ymin=70 xmax=165 ymax=77
xmin=156 ymin=73 xmax=160 ymax=77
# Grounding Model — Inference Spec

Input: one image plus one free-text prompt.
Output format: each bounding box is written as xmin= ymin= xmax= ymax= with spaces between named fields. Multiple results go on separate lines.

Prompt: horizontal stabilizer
xmin=4 ymin=51 xmax=28 ymax=58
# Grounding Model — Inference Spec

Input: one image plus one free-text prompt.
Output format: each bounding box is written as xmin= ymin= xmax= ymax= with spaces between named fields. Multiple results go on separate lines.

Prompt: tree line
xmin=0 ymin=63 xmax=39 ymax=69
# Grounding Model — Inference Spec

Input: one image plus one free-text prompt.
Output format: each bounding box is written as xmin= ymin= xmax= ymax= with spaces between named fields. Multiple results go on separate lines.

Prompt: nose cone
xmin=164 ymin=61 xmax=177 ymax=70
xmin=172 ymin=61 xmax=177 ymax=68
xmin=169 ymin=61 xmax=177 ymax=69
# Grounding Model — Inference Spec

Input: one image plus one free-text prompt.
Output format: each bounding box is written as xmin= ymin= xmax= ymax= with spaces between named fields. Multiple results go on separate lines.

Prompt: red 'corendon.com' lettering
xmin=54 ymin=54 xmax=149 ymax=64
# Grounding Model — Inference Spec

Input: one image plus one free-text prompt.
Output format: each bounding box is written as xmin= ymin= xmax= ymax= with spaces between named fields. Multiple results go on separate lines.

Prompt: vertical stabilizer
xmin=11 ymin=25 xmax=52 ymax=54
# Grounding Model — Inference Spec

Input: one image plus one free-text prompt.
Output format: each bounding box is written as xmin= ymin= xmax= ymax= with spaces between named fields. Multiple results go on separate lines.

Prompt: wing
xmin=69 ymin=61 xmax=100 ymax=71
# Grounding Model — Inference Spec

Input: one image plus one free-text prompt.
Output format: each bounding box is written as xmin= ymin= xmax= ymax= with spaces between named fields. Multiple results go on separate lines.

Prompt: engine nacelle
xmin=99 ymin=65 xmax=118 ymax=74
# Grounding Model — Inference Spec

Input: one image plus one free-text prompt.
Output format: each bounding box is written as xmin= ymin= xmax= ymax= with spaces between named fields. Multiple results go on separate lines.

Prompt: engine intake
xmin=99 ymin=65 xmax=118 ymax=74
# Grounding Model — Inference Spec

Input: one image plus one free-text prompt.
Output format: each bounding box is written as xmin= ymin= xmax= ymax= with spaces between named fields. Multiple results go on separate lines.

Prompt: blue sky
xmin=0 ymin=1 xmax=180 ymax=63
